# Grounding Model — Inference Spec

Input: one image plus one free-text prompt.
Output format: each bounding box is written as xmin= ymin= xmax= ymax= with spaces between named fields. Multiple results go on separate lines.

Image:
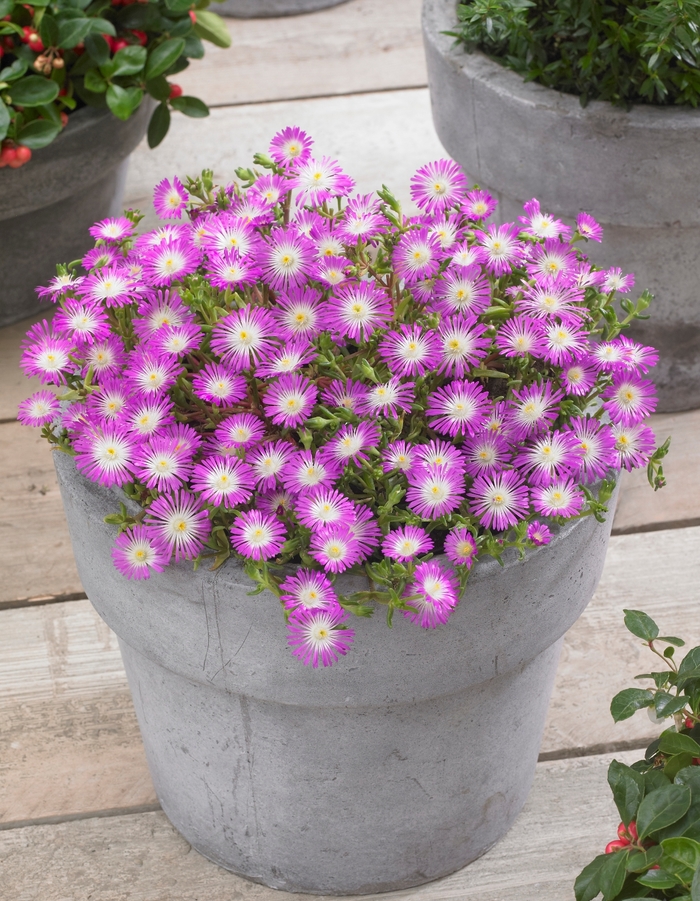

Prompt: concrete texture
xmin=422 ymin=0 xmax=700 ymax=412
xmin=0 ymin=103 xmax=150 ymax=328
xmin=216 ymin=0 xmax=349 ymax=16
xmin=53 ymin=452 xmax=617 ymax=894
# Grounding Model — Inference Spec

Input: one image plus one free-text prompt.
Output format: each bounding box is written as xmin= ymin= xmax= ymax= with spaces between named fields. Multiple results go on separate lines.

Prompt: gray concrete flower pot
xmin=423 ymin=0 xmax=700 ymax=413
xmin=0 ymin=102 xmax=151 ymax=328
xmin=216 ymin=0 xmax=349 ymax=18
xmin=54 ymin=450 xmax=618 ymax=894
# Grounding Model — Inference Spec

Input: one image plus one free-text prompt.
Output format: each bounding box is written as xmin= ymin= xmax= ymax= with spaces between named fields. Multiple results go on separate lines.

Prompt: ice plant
xmin=21 ymin=129 xmax=667 ymax=669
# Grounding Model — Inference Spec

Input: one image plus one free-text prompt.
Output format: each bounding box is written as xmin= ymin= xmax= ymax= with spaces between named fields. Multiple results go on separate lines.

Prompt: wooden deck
xmin=2 ymin=1 xmax=699 ymax=896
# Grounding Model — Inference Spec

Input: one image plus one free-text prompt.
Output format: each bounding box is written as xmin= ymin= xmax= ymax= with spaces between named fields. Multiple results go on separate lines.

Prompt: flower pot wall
xmin=216 ymin=0 xmax=349 ymax=18
xmin=422 ymin=0 xmax=700 ymax=413
xmin=54 ymin=450 xmax=619 ymax=895
xmin=0 ymin=103 xmax=151 ymax=328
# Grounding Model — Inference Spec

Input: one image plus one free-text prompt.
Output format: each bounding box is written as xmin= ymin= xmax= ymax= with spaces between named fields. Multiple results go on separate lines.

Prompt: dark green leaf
xmin=0 ymin=59 xmax=29 ymax=83
xmin=665 ymin=753 xmax=695 ymax=781
xmin=600 ymin=848 xmax=629 ymax=900
xmin=108 ymin=44 xmax=147 ymax=77
xmin=637 ymin=867 xmax=683 ymax=890
xmin=575 ymin=853 xmax=608 ymax=901
xmin=659 ymin=637 xmax=686 ymax=647
xmin=105 ymin=83 xmax=143 ymax=120
xmin=170 ymin=95 xmax=209 ymax=118
xmin=0 ymin=101 xmax=10 ymax=143
xmin=84 ymin=32 xmax=111 ymax=67
xmin=57 ymin=16 xmax=93 ymax=49
xmin=183 ymin=33 xmax=205 ymax=59
xmin=8 ymin=76 xmax=60 ymax=107
xmin=679 ymin=648 xmax=700 ymax=681
xmin=144 ymin=37 xmax=185 ymax=80
xmin=192 ymin=9 xmax=231 ymax=48
xmin=145 ymin=75 xmax=170 ymax=102
xmin=16 ymin=118 xmax=61 ymax=149
xmin=84 ymin=68 xmax=107 ymax=93
xmin=624 ymin=609 xmax=659 ymax=642
xmin=691 ymin=864 xmax=700 ymax=901
xmin=626 ymin=845 xmax=663 ymax=872
xmin=660 ymin=836 xmax=700 ymax=884
xmin=147 ymin=101 xmax=170 ymax=148
xmin=0 ymin=0 xmax=13 ymax=17
xmin=164 ymin=0 xmax=194 ymax=12
xmin=678 ymin=667 xmax=700 ymax=690
xmin=39 ymin=14 xmax=59 ymax=49
xmin=611 ymin=688 xmax=655 ymax=722
xmin=608 ymin=760 xmax=645 ymax=825
xmin=659 ymin=732 xmax=700 ymax=758
xmin=637 ymin=784 xmax=692 ymax=840
xmin=655 ymin=693 xmax=691 ymax=718
xmin=87 ymin=17 xmax=116 ymax=37
xmin=36 ymin=103 xmax=61 ymax=126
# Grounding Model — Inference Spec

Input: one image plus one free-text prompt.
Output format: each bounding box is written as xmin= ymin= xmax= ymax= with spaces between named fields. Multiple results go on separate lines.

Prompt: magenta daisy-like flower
xmin=450 ymin=241 xmax=486 ymax=269
xmin=20 ymin=321 xmax=73 ymax=385
xmin=125 ymin=396 xmax=174 ymax=437
xmin=414 ymin=439 xmax=466 ymax=473
xmin=216 ymin=413 xmax=266 ymax=448
xmin=590 ymin=340 xmax=627 ymax=372
xmin=315 ymin=255 xmax=351 ymax=287
xmin=426 ymin=380 xmax=491 ymax=438
xmin=444 ymin=528 xmax=477 ymax=567
xmin=111 ymin=525 xmax=169 ymax=580
xmin=261 ymin=226 xmax=315 ymax=290
xmin=602 ymin=267 xmax=635 ymax=294
xmin=561 ymin=359 xmax=597 ymax=396
xmin=611 ymin=422 xmax=657 ymax=471
xmin=152 ymin=322 xmax=203 ymax=358
xmin=564 ymin=417 xmax=617 ymax=484
xmin=321 ymin=379 xmax=368 ymax=413
xmin=438 ymin=314 xmax=490 ymax=377
xmin=269 ymin=125 xmax=313 ymax=167
xmin=348 ymin=504 xmax=381 ymax=559
xmin=515 ymin=430 xmax=582 ymax=486
xmin=279 ymin=569 xmax=338 ymax=614
xmin=282 ymin=448 xmax=341 ymax=494
xmin=602 ymin=374 xmax=657 ymax=425
xmin=428 ymin=216 xmax=460 ymax=251
xmin=162 ymin=422 xmax=202 ymax=457
xmin=250 ymin=174 xmax=288 ymax=207
xmin=256 ymin=488 xmax=295 ymax=517
xmin=355 ymin=378 xmax=415 ymax=419
xmin=143 ymin=240 xmax=200 ymax=287
xmin=469 ymin=470 xmax=530 ymax=531
xmin=519 ymin=199 xmax=570 ymax=240
xmin=231 ymin=509 xmax=286 ymax=561
xmin=291 ymin=156 xmax=355 ymax=205
xmin=36 ymin=272 xmax=84 ymax=302
xmin=255 ymin=338 xmax=317 ymax=379
xmin=133 ymin=289 xmax=194 ymax=339
xmin=462 ymin=431 xmax=511 ymax=477
xmin=190 ymin=456 xmax=255 ymax=508
xmin=329 ymin=280 xmax=392 ymax=342
xmin=476 ymin=223 xmax=523 ymax=276
xmin=433 ymin=265 xmax=491 ymax=317
xmin=287 ymin=607 xmax=354 ymax=668
xmin=403 ymin=561 xmax=460 ymax=629
xmin=146 ymin=490 xmax=210 ymax=562
xmin=576 ymin=212 xmax=603 ymax=242
xmin=273 ymin=287 xmax=324 ymax=340
xmin=153 ymin=176 xmax=188 ymax=219
xmin=135 ymin=224 xmax=185 ymax=251
xmin=309 ymin=523 xmax=361 ymax=573
xmin=517 ymin=283 xmax=585 ymax=321
xmin=295 ymin=487 xmax=356 ymax=531
xmin=210 ymin=305 xmax=277 ymax=372
xmin=89 ymin=216 xmax=134 ymax=243
xmin=532 ymin=478 xmax=584 ymax=518
xmin=127 ymin=350 xmax=182 ymax=395
xmin=328 ymin=421 xmax=381 ymax=466
xmin=393 ymin=228 xmax=441 ymax=284
xmin=192 ymin=362 xmax=247 ymax=407
xmin=202 ymin=214 xmax=259 ymax=257
xmin=379 ymin=324 xmax=442 ymax=378
xmin=17 ymin=390 xmax=60 ymax=427
xmin=507 ymin=382 xmax=563 ymax=440
xmin=617 ymin=335 xmax=659 ymax=374
xmin=83 ymin=336 xmax=126 ymax=379
xmin=382 ymin=525 xmax=433 ymax=562
xmin=247 ymin=440 xmax=294 ymax=489
xmin=527 ymin=239 xmax=577 ymax=284
xmin=543 ymin=320 xmax=589 ymax=365
xmin=133 ymin=436 xmax=193 ymax=491
xmin=496 ymin=316 xmax=546 ymax=359
xmin=406 ymin=465 xmax=465 ymax=519
xmin=410 ymin=159 xmax=467 ymax=213
xmin=82 ymin=246 xmax=121 ymax=272
xmin=85 ymin=377 xmax=131 ymax=421
xmin=206 ymin=250 xmax=262 ymax=290
xmin=382 ymin=440 xmax=416 ymax=473
xmin=462 ymin=188 xmax=497 ymax=221
xmin=74 ymin=425 xmax=137 ymax=488
xmin=53 ymin=299 xmax=111 ymax=346
xmin=79 ymin=267 xmax=138 ymax=307
xmin=527 ymin=521 xmax=552 ymax=546
xmin=263 ymin=373 xmax=318 ymax=429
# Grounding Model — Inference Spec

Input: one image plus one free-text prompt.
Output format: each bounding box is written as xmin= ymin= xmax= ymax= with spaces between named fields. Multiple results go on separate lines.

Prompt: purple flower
xmin=438 ymin=314 xmax=491 ymax=376
xmin=531 ymin=478 xmax=585 ymax=519
xmin=590 ymin=340 xmax=628 ymax=372
xmin=526 ymin=239 xmax=577 ymax=284
xmin=111 ymin=525 xmax=169 ymax=580
xmin=519 ymin=199 xmax=570 ymax=240
xmin=611 ymin=422 xmax=657 ymax=471
xmin=576 ymin=212 xmax=603 ymax=242
xmin=379 ymin=324 xmax=442 ymax=378
xmin=403 ymin=561 xmax=460 ymax=629
xmin=476 ymin=223 xmax=523 ymax=276
xmin=414 ymin=439 xmax=466 ymax=473
xmin=269 ymin=125 xmax=313 ymax=167
xmin=255 ymin=338 xmax=317 ymax=379
xmin=127 ymin=350 xmax=182 ymax=395
xmin=85 ymin=377 xmax=132 ymax=421
xmin=315 ymin=255 xmax=351 ymax=287
xmin=462 ymin=431 xmax=511 ymax=477
xmin=247 ymin=440 xmax=294 ymax=489
xmin=382 ymin=525 xmax=433 ymax=562
xmin=290 ymin=156 xmax=355 ymax=205
xmin=517 ymin=283 xmax=585 ymax=322
xmin=261 ymin=226 xmax=315 ymax=291
xmin=565 ymin=417 xmax=618 ymax=484
xmin=542 ymin=320 xmax=589 ymax=365
xmin=82 ymin=245 xmax=121 ymax=271
xmin=506 ymin=383 xmax=563 ymax=440
xmin=256 ymin=488 xmax=295 ymax=518
xmin=561 ymin=359 xmax=597 ymax=396
xmin=153 ymin=176 xmax=188 ymax=219
xmin=527 ymin=522 xmax=552 ymax=546
xmin=210 ymin=305 xmax=277 ymax=372
xmin=462 ymin=189 xmax=497 ymax=221
xmin=329 ymin=281 xmax=392 ymax=342
xmin=263 ymin=373 xmax=318 ymax=429
xmin=282 ymin=449 xmax=341 ymax=494
xmin=249 ymin=174 xmax=288 ymax=207
xmin=347 ymin=504 xmax=381 ymax=558
xmin=202 ymin=214 xmax=259 ymax=258
xmin=393 ymin=228 xmax=441 ymax=284
xmin=273 ymin=287 xmax=324 ymax=340
xmin=143 ymin=240 xmax=200 ymax=287
xmin=514 ymin=431 xmax=582 ymax=486
xmin=83 ymin=336 xmax=127 ymax=380
xmin=192 ymin=362 xmax=247 ymax=407
xmin=327 ymin=421 xmax=381 ymax=466
xmin=321 ymin=379 xmax=368 ymax=413
xmin=216 ymin=413 xmax=266 ymax=448
xmin=382 ymin=440 xmax=416 ymax=473
xmin=602 ymin=374 xmax=657 ymax=425
xmin=17 ymin=390 xmax=60 ymax=427
xmin=53 ymin=299 xmax=111 ymax=346
xmin=152 ymin=322 xmax=203 ymax=358
xmin=161 ymin=422 xmax=202 ymax=456
xmin=144 ymin=491 xmax=210 ymax=563
xmin=124 ymin=396 xmax=175 ymax=437
xmin=287 ymin=607 xmax=354 ymax=668
xmin=191 ymin=456 xmax=255 ymax=508
xmin=444 ymin=528 xmax=477 ymax=567
xmin=449 ymin=241 xmax=486 ymax=269
xmin=20 ymin=320 xmax=73 ymax=385
xmin=433 ymin=265 xmax=491 ymax=317
xmin=133 ymin=436 xmax=193 ymax=490
xmin=133 ymin=289 xmax=194 ymax=340
xmin=74 ymin=424 xmax=137 ymax=488
xmin=617 ymin=335 xmax=659 ymax=374
xmin=309 ymin=523 xmax=362 ymax=573
xmin=406 ymin=465 xmax=465 ymax=519
xmin=36 ymin=272 xmax=84 ymax=302
xmin=469 ymin=470 xmax=530 ymax=531
xmin=602 ymin=268 xmax=635 ymax=294
xmin=206 ymin=250 xmax=262 ymax=291
xmin=231 ymin=509 xmax=286 ymax=561
xmin=410 ymin=159 xmax=467 ymax=213
xmin=355 ymin=378 xmax=415 ymax=419
xmin=89 ymin=216 xmax=134 ymax=242
xmin=295 ymin=487 xmax=356 ymax=531
xmin=426 ymin=380 xmax=491 ymax=438
xmin=496 ymin=316 xmax=546 ymax=359
xmin=279 ymin=569 xmax=338 ymax=614
xmin=79 ymin=267 xmax=139 ymax=307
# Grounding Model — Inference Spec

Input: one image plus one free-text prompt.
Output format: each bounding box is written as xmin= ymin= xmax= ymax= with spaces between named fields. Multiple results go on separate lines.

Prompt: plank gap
xmin=538 ymin=737 xmax=649 ymax=763
xmin=612 ymin=516 xmax=700 ymax=536
xmin=0 ymin=803 xmax=162 ymax=833
xmin=0 ymin=591 xmax=88 ymax=612
xmin=206 ymin=82 xmax=428 ymax=111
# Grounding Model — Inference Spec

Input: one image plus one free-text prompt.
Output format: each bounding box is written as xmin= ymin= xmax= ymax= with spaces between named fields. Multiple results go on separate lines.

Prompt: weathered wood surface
xmin=0 ymin=750 xmax=634 ymax=901
xmin=177 ymin=0 xmax=427 ymax=108
xmin=2 ymin=527 xmax=698 ymax=825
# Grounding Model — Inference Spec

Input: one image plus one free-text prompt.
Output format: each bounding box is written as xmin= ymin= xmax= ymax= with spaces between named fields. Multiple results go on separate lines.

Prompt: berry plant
xmin=0 ymin=0 xmax=230 ymax=168
xmin=575 ymin=610 xmax=700 ymax=901
xmin=451 ymin=0 xmax=700 ymax=108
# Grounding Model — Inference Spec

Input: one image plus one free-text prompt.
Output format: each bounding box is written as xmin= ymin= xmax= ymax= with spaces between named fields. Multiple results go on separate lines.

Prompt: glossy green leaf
xmin=87 ymin=18 xmax=116 ymax=38
xmin=145 ymin=75 xmax=170 ymax=102
xmin=608 ymin=760 xmax=645 ymax=825
xmin=679 ymin=648 xmax=700 ymax=681
xmin=611 ymin=688 xmax=655 ymax=722
xmin=144 ymin=37 xmax=185 ymax=80
xmin=665 ymin=753 xmax=695 ymax=781
xmin=164 ymin=0 xmax=194 ymax=13
xmin=637 ymin=866 xmax=683 ymax=889
xmin=192 ymin=9 xmax=231 ymax=48
xmin=36 ymin=103 xmax=61 ymax=126
xmin=84 ymin=68 xmax=107 ymax=93
xmin=600 ymin=848 xmax=629 ymax=900
xmin=626 ymin=845 xmax=663 ymax=872
xmin=659 ymin=732 xmax=700 ymax=758
xmin=57 ymin=16 xmax=93 ymax=49
xmin=170 ymin=95 xmax=209 ymax=118
xmin=84 ymin=32 xmax=111 ymax=67
xmin=147 ymin=101 xmax=170 ymax=148
xmin=624 ymin=609 xmax=659 ymax=642
xmin=574 ymin=853 xmax=608 ymax=901
xmin=660 ymin=836 xmax=700 ymax=883
xmin=108 ymin=44 xmax=147 ymax=77
xmin=0 ymin=101 xmax=10 ymax=142
xmin=39 ymin=13 xmax=59 ymax=49
xmin=183 ymin=33 xmax=205 ymax=59
xmin=655 ymin=692 xmax=691 ymax=718
xmin=0 ymin=0 xmax=13 ymax=17
xmin=0 ymin=59 xmax=29 ymax=83
xmin=637 ymin=783 xmax=692 ymax=840
xmin=16 ymin=118 xmax=62 ymax=149
xmin=105 ymin=83 xmax=143 ymax=121
xmin=8 ymin=76 xmax=60 ymax=107
xmin=691 ymin=864 xmax=700 ymax=901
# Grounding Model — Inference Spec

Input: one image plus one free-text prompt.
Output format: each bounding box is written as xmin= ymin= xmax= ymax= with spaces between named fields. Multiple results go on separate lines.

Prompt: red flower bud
xmin=188 ymin=9 xmax=196 ymax=23
xmin=685 ymin=717 xmax=694 ymax=730
xmin=168 ymin=83 xmax=183 ymax=100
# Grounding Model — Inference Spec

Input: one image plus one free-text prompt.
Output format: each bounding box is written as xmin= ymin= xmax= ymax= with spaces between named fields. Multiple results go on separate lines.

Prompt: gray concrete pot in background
xmin=423 ymin=0 xmax=700 ymax=413
xmin=0 ymin=103 xmax=151 ymax=328
xmin=54 ymin=450 xmax=618 ymax=894
xmin=215 ymin=0 xmax=349 ymax=18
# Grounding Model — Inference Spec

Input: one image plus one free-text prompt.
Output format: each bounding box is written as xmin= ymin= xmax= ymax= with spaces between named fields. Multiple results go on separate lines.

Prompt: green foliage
xmin=452 ymin=0 xmax=700 ymax=108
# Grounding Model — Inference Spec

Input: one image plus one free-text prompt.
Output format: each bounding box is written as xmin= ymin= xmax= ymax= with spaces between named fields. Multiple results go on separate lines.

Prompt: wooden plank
xmin=0 ymin=750 xmax=634 ymax=901
xmin=176 ymin=0 xmax=427 ymax=108
xmin=0 ymin=422 xmax=83 ymax=605
xmin=1 ymin=527 xmax=699 ymax=825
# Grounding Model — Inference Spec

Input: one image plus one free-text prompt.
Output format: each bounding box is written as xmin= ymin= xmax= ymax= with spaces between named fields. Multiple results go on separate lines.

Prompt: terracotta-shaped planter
xmin=0 ymin=103 xmax=150 ymax=328
xmin=422 ymin=0 xmax=700 ymax=413
xmin=54 ymin=450 xmax=618 ymax=894
xmin=216 ymin=0 xmax=349 ymax=18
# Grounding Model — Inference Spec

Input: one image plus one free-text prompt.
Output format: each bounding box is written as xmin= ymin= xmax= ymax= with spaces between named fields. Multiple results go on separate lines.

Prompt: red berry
xmin=131 ymin=29 xmax=147 ymax=46
xmin=112 ymin=38 xmax=129 ymax=53
xmin=168 ymin=83 xmax=183 ymax=100
xmin=692 ymin=757 xmax=700 ymax=765
xmin=0 ymin=144 xmax=17 ymax=166
xmin=60 ymin=111 xmax=69 ymax=126
xmin=605 ymin=840 xmax=628 ymax=854
xmin=74 ymin=42 xmax=85 ymax=55
xmin=627 ymin=820 xmax=638 ymax=841
xmin=188 ymin=9 xmax=196 ymax=22
xmin=15 ymin=145 xmax=31 ymax=164
xmin=685 ymin=717 xmax=694 ymax=729
xmin=21 ymin=26 xmax=44 ymax=52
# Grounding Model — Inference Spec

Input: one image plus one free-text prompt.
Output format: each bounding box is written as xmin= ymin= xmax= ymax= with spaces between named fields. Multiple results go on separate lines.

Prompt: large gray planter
xmin=216 ymin=0 xmax=349 ymax=18
xmin=423 ymin=0 xmax=700 ymax=413
xmin=0 ymin=103 xmax=151 ymax=328
xmin=54 ymin=450 xmax=618 ymax=894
